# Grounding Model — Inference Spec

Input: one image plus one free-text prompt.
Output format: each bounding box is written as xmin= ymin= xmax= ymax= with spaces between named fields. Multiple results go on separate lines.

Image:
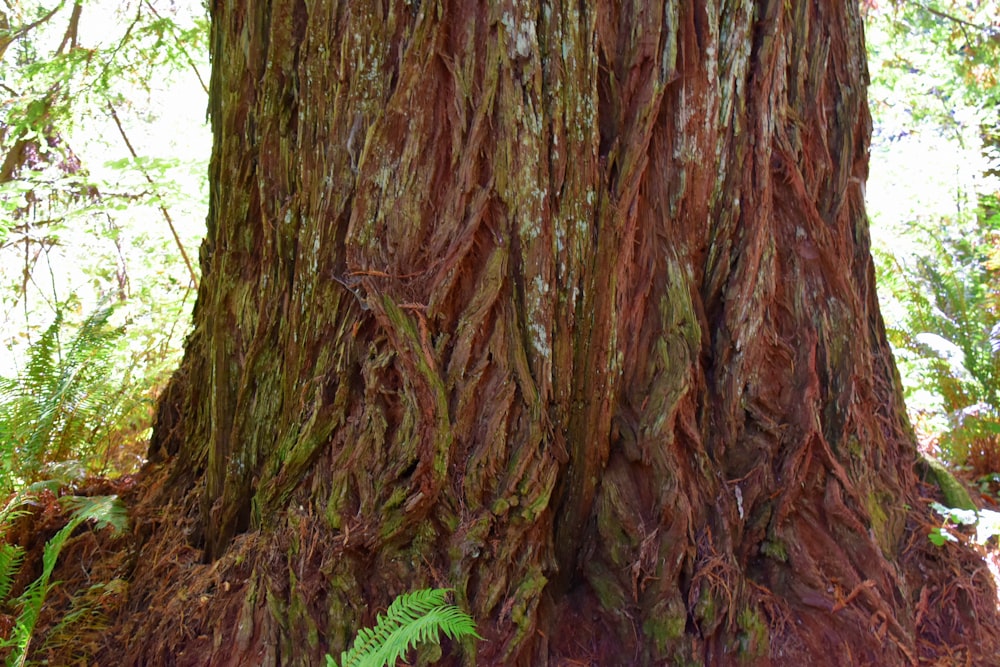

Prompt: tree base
xmin=11 ymin=464 xmax=992 ymax=666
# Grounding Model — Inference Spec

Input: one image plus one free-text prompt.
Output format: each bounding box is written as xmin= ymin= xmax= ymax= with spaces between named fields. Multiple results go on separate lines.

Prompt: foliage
xmin=867 ymin=1 xmax=1000 ymax=123
xmin=929 ymin=501 xmax=1000 ymax=547
xmin=866 ymin=2 xmax=1000 ymax=478
xmin=0 ymin=0 xmax=208 ymax=262
xmin=0 ymin=492 xmax=126 ymax=667
xmin=1 ymin=1 xmax=209 ymax=480
xmin=876 ymin=215 xmax=1000 ymax=475
xmin=327 ymin=588 xmax=481 ymax=667
xmin=0 ymin=303 xmax=163 ymax=493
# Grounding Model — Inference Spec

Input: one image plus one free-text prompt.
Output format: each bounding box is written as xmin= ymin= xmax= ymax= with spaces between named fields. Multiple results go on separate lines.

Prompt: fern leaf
xmin=338 ymin=588 xmax=480 ymax=667
xmin=0 ymin=543 xmax=25 ymax=602
xmin=0 ymin=495 xmax=127 ymax=664
xmin=0 ymin=303 xmax=129 ymax=493
xmin=59 ymin=495 xmax=129 ymax=534
xmin=0 ymin=492 xmax=36 ymax=544
xmin=23 ymin=312 xmax=64 ymax=397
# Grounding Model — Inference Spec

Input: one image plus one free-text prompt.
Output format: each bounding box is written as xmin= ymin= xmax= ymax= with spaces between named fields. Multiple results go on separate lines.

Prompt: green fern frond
xmin=22 ymin=312 xmax=65 ymax=397
xmin=878 ymin=213 xmax=1000 ymax=468
xmin=59 ymin=494 xmax=129 ymax=534
xmin=0 ymin=303 xmax=127 ymax=493
xmin=0 ymin=495 xmax=126 ymax=664
xmin=335 ymin=588 xmax=480 ymax=667
xmin=0 ymin=493 xmax=30 ymax=526
xmin=0 ymin=543 xmax=25 ymax=602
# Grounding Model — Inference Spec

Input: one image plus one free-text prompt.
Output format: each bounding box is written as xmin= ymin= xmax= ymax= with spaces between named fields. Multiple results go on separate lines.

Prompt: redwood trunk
xmin=112 ymin=1 xmax=998 ymax=665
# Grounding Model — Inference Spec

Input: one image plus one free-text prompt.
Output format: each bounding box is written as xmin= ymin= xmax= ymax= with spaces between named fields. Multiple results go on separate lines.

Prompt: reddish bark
xmin=85 ymin=1 xmax=1000 ymax=665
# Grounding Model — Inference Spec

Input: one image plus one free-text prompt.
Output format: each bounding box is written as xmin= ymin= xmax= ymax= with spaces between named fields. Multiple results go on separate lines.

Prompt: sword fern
xmin=328 ymin=588 xmax=480 ymax=667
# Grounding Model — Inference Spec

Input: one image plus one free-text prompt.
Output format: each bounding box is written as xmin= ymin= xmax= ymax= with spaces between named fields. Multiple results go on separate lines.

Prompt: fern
xmin=0 ymin=494 xmax=126 ymax=667
xmin=0 ymin=304 xmax=127 ymax=493
xmin=0 ymin=493 xmax=34 ymax=531
xmin=0 ymin=544 xmax=25 ymax=603
xmin=329 ymin=588 xmax=481 ymax=667
xmin=877 ymin=218 xmax=1000 ymax=473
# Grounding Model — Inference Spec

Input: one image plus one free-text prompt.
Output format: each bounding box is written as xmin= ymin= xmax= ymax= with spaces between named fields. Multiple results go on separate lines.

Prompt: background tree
xmin=100 ymin=1 xmax=1000 ymax=666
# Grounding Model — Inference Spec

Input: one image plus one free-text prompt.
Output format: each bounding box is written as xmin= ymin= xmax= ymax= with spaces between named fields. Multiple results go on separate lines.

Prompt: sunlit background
xmin=1 ymin=0 xmax=209 ymax=478
xmin=865 ymin=2 xmax=1000 ymax=480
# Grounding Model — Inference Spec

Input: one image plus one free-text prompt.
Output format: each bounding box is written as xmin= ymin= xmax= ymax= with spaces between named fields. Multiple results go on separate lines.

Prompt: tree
xmin=101 ymin=1 xmax=1000 ymax=665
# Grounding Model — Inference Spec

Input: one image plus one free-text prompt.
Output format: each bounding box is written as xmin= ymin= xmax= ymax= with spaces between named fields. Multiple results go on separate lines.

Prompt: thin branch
xmin=110 ymin=3 xmax=143 ymax=63
xmin=106 ymin=102 xmax=199 ymax=287
xmin=0 ymin=1 xmax=65 ymax=62
xmin=143 ymin=0 xmax=209 ymax=95
xmin=55 ymin=0 xmax=82 ymax=55
xmin=914 ymin=2 xmax=993 ymax=31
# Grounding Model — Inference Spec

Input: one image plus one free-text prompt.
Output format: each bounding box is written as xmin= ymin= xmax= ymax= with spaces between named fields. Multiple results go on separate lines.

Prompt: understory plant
xmin=867 ymin=0 xmax=1000 ymax=490
xmin=929 ymin=501 xmax=1000 ymax=548
xmin=877 ymin=207 xmax=1000 ymax=482
xmin=0 ymin=0 xmax=207 ymax=488
xmin=0 ymin=493 xmax=126 ymax=667
xmin=327 ymin=588 xmax=480 ymax=667
xmin=0 ymin=303 xmax=161 ymax=494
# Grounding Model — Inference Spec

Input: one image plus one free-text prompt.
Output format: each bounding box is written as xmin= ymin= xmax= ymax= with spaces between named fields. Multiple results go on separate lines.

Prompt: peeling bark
xmin=118 ymin=2 xmax=999 ymax=666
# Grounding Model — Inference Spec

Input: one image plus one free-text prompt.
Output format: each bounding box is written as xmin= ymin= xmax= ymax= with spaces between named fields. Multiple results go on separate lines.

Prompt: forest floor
xmin=3 ymin=460 xmax=1000 ymax=665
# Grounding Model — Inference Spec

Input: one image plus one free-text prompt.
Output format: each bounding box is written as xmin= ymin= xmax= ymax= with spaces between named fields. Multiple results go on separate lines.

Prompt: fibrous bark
xmin=108 ymin=1 xmax=999 ymax=665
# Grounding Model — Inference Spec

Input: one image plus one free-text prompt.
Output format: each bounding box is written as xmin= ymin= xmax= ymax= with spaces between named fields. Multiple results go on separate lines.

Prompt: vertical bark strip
xmin=126 ymin=1 xmax=1000 ymax=665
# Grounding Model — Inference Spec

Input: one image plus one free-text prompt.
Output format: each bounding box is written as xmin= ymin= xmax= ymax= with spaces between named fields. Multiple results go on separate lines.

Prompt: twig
xmin=914 ymin=2 xmax=991 ymax=31
xmin=106 ymin=102 xmax=198 ymax=287
xmin=142 ymin=0 xmax=209 ymax=95
xmin=0 ymin=2 xmax=62 ymax=62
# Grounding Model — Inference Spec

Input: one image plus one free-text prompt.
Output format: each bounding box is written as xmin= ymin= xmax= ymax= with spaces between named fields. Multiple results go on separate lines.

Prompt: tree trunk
xmin=109 ymin=1 xmax=999 ymax=665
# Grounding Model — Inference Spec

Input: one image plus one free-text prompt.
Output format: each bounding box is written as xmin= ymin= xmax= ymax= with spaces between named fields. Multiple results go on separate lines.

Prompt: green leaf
xmin=929 ymin=527 xmax=954 ymax=546
xmin=0 ymin=495 xmax=126 ymax=664
xmin=333 ymin=588 xmax=480 ymax=667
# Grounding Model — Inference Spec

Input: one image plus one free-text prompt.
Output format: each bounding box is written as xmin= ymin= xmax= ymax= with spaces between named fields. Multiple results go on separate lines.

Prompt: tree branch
xmin=0 ymin=1 xmax=64 ymax=63
xmin=914 ymin=2 xmax=992 ymax=32
xmin=55 ymin=0 xmax=82 ymax=55
xmin=143 ymin=0 xmax=209 ymax=96
xmin=107 ymin=102 xmax=199 ymax=287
